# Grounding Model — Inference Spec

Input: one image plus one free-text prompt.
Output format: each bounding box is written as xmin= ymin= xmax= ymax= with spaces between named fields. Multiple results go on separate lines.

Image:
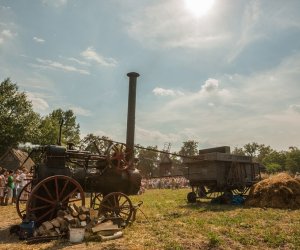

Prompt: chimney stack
xmin=126 ymin=72 xmax=139 ymax=167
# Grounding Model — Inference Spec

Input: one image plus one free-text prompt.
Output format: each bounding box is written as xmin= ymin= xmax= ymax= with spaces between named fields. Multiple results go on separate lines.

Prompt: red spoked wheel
xmin=26 ymin=175 xmax=85 ymax=223
xmin=98 ymin=192 xmax=133 ymax=225
xmin=107 ymin=143 xmax=131 ymax=171
xmin=16 ymin=180 xmax=34 ymax=219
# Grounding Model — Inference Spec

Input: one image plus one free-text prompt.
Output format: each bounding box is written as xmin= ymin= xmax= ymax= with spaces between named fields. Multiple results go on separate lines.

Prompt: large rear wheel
xmin=26 ymin=175 xmax=85 ymax=223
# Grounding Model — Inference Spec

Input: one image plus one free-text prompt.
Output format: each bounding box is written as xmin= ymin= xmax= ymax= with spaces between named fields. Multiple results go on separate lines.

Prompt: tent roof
xmin=0 ymin=148 xmax=35 ymax=171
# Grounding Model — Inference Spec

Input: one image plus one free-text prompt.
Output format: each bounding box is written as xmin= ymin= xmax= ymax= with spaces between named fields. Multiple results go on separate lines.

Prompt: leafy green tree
xmin=233 ymin=143 xmax=274 ymax=163
xmin=265 ymin=163 xmax=282 ymax=174
xmin=262 ymin=150 xmax=286 ymax=171
xmin=0 ymin=78 xmax=40 ymax=155
xmin=179 ymin=140 xmax=199 ymax=157
xmin=232 ymin=146 xmax=245 ymax=156
xmin=285 ymin=147 xmax=300 ymax=174
xmin=36 ymin=109 xmax=80 ymax=145
xmin=80 ymin=133 xmax=112 ymax=153
xmin=243 ymin=142 xmax=260 ymax=157
xmin=257 ymin=144 xmax=273 ymax=163
xmin=136 ymin=145 xmax=159 ymax=177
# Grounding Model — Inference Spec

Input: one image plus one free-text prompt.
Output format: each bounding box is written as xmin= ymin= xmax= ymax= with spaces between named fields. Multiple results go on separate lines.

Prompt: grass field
xmin=0 ymin=188 xmax=299 ymax=249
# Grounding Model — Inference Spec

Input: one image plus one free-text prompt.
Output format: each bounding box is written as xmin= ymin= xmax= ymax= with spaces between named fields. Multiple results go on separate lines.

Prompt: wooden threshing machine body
xmin=182 ymin=146 xmax=261 ymax=202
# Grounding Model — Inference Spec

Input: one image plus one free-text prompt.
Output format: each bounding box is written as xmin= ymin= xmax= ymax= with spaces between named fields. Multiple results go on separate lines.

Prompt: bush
xmin=266 ymin=163 xmax=282 ymax=174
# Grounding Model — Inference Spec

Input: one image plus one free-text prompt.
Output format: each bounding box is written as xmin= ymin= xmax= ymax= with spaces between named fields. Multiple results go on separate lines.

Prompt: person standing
xmin=5 ymin=170 xmax=15 ymax=205
xmin=17 ymin=169 xmax=27 ymax=199
xmin=0 ymin=168 xmax=6 ymax=205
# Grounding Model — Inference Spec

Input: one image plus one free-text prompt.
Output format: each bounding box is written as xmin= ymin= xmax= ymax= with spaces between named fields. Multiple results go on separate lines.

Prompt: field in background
xmin=0 ymin=188 xmax=299 ymax=249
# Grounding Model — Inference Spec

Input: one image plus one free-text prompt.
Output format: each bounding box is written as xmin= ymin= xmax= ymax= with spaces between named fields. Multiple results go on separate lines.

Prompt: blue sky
xmin=1 ymin=0 xmax=300 ymax=152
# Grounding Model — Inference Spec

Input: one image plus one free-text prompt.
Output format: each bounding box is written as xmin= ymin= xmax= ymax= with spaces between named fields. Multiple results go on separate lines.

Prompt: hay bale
xmin=245 ymin=173 xmax=300 ymax=209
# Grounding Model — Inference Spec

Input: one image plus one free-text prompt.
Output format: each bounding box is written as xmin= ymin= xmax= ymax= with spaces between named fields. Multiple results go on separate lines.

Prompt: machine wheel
xmin=16 ymin=180 xmax=33 ymax=219
xmin=187 ymin=192 xmax=197 ymax=203
xmin=26 ymin=175 xmax=85 ymax=223
xmin=98 ymin=192 xmax=133 ymax=225
xmin=90 ymin=192 xmax=103 ymax=210
xmin=107 ymin=143 xmax=130 ymax=171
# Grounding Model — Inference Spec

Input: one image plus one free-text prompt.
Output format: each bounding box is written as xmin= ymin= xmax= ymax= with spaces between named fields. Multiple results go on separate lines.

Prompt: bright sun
xmin=184 ymin=0 xmax=215 ymax=17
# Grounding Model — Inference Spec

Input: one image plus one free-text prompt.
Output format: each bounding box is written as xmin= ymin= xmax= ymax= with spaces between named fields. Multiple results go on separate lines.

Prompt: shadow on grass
xmin=0 ymin=224 xmax=71 ymax=249
xmin=0 ymin=226 xmax=18 ymax=243
xmin=179 ymin=199 xmax=253 ymax=213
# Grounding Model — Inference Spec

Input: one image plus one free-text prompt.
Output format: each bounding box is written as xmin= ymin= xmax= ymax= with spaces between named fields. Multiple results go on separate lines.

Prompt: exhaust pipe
xmin=126 ymin=72 xmax=139 ymax=168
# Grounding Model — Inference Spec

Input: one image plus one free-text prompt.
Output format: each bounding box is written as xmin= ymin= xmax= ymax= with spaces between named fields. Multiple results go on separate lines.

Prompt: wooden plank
xmin=50 ymin=218 xmax=61 ymax=228
xmin=199 ymin=146 xmax=230 ymax=154
xmin=42 ymin=221 xmax=53 ymax=231
xmin=91 ymin=220 xmax=118 ymax=233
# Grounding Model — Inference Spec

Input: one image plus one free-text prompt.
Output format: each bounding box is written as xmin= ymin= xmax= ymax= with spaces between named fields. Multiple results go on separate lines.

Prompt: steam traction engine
xmin=16 ymin=73 xmax=142 ymax=225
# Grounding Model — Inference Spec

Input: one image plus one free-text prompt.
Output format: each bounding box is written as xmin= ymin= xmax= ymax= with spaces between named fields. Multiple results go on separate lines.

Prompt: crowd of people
xmin=138 ymin=176 xmax=189 ymax=194
xmin=0 ymin=167 xmax=190 ymax=204
xmin=0 ymin=167 xmax=31 ymax=206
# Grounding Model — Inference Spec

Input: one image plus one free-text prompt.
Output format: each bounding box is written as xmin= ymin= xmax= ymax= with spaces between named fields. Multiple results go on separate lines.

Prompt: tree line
xmin=1 ymin=78 xmax=299 ymax=175
xmin=0 ymin=78 xmax=80 ymax=155
xmin=232 ymin=142 xmax=300 ymax=174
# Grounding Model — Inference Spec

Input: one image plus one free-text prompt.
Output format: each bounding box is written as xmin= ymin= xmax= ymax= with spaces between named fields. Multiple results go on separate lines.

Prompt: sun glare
xmin=184 ymin=0 xmax=215 ymax=18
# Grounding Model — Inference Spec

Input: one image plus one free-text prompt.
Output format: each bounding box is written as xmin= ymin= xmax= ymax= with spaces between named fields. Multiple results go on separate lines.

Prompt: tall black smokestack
xmin=126 ymin=72 xmax=139 ymax=168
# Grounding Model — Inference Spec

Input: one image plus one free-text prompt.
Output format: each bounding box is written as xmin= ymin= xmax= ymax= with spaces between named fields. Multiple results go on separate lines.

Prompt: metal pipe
xmin=57 ymin=118 xmax=64 ymax=146
xmin=97 ymin=137 xmax=200 ymax=160
xmin=126 ymin=72 xmax=140 ymax=167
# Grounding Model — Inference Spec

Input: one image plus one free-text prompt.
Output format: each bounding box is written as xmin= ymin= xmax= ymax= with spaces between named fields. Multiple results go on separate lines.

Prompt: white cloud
xmin=0 ymin=29 xmax=16 ymax=44
xmin=33 ymin=36 xmax=45 ymax=43
xmin=140 ymin=78 xmax=231 ymax=128
xmin=199 ymin=78 xmax=230 ymax=98
xmin=0 ymin=6 xmax=11 ymax=10
xmin=2 ymin=29 xmax=13 ymax=38
xmin=67 ymin=57 xmax=89 ymax=66
xmin=32 ymin=58 xmax=90 ymax=75
xmin=138 ymin=53 xmax=300 ymax=150
xmin=153 ymin=87 xmax=184 ymax=96
xmin=200 ymin=78 xmax=219 ymax=93
xmin=227 ymin=1 xmax=265 ymax=63
xmin=69 ymin=106 xmax=92 ymax=117
xmin=136 ymin=127 xmax=181 ymax=144
xmin=80 ymin=47 xmax=117 ymax=67
xmin=26 ymin=92 xmax=50 ymax=112
xmin=42 ymin=0 xmax=68 ymax=7
xmin=289 ymin=104 xmax=300 ymax=114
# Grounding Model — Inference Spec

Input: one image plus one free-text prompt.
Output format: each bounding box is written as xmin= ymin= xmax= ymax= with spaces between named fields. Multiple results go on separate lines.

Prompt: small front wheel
xmin=98 ymin=192 xmax=133 ymax=225
xmin=187 ymin=192 xmax=197 ymax=203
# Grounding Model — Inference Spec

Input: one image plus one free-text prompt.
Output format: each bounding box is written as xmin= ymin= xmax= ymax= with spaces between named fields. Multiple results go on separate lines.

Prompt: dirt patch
xmin=245 ymin=173 xmax=300 ymax=209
